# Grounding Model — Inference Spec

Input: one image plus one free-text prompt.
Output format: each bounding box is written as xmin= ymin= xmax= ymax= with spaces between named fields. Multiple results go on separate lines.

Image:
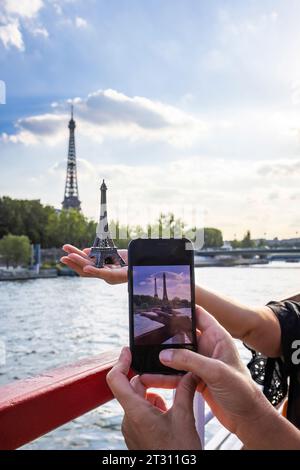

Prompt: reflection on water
xmin=0 ymin=263 xmax=299 ymax=449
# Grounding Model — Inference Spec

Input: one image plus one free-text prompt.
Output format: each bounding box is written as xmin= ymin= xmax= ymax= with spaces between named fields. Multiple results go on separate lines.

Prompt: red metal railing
xmin=0 ymin=349 xmax=121 ymax=450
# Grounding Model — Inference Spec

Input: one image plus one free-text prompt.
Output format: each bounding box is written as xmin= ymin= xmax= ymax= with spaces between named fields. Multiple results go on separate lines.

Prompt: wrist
xmin=236 ymin=389 xmax=293 ymax=449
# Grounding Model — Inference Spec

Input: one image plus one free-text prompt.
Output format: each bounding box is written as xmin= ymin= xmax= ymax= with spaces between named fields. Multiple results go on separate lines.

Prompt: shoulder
xmin=267 ymin=301 xmax=300 ymax=368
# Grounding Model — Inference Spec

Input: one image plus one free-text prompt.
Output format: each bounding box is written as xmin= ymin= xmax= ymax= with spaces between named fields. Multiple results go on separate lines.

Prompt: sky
xmin=133 ymin=265 xmax=191 ymax=301
xmin=0 ymin=0 xmax=300 ymax=239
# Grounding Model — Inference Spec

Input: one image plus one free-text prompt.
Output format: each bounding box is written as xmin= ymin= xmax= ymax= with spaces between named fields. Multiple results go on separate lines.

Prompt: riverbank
xmin=0 ymin=266 xmax=77 ymax=281
xmin=1 ymin=257 xmax=298 ymax=281
xmin=194 ymin=256 xmax=269 ymax=267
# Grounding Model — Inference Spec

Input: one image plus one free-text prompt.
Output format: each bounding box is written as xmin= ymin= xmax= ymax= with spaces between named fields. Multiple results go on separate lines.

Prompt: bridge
xmin=196 ymin=248 xmax=300 ymax=259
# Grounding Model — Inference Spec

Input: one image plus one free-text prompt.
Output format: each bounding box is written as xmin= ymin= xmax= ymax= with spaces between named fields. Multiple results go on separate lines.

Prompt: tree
xmin=0 ymin=197 xmax=226 ymax=252
xmin=0 ymin=196 xmax=56 ymax=245
xmin=45 ymin=209 xmax=96 ymax=248
xmin=204 ymin=227 xmax=223 ymax=248
xmin=231 ymin=238 xmax=240 ymax=249
xmin=257 ymin=238 xmax=266 ymax=248
xmin=240 ymin=230 xmax=255 ymax=248
xmin=0 ymin=234 xmax=31 ymax=268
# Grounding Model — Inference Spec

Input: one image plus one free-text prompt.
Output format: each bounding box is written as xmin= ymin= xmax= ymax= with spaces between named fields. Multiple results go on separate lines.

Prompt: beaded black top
xmin=246 ymin=301 xmax=300 ymax=428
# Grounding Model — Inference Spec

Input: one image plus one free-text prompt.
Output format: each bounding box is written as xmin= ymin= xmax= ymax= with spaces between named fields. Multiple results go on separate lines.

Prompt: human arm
xmin=237 ymin=402 xmax=300 ymax=450
xmin=195 ymin=284 xmax=281 ymax=357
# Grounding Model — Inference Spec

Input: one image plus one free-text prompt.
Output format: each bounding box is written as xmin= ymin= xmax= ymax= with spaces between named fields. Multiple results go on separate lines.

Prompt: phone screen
xmin=128 ymin=238 xmax=197 ymax=374
xmin=132 ymin=265 xmax=194 ymax=346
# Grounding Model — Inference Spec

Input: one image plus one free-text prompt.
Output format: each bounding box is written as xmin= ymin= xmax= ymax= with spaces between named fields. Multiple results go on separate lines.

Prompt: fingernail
xmin=120 ymin=346 xmax=130 ymax=360
xmin=159 ymin=349 xmax=174 ymax=363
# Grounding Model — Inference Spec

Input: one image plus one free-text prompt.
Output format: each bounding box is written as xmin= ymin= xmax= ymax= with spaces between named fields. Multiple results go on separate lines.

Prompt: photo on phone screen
xmin=132 ymin=265 xmax=193 ymax=346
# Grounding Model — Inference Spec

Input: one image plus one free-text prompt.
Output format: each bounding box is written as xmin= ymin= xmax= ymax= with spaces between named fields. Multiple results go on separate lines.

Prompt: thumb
xmin=130 ymin=375 xmax=146 ymax=398
xmin=159 ymin=349 xmax=225 ymax=387
xmin=173 ymin=372 xmax=198 ymax=413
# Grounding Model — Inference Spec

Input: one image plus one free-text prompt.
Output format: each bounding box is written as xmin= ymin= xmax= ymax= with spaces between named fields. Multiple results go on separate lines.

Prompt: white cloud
xmin=0 ymin=18 xmax=24 ymax=50
xmin=75 ymin=16 xmax=87 ymax=29
xmin=2 ymin=113 xmax=66 ymax=145
xmin=45 ymin=150 xmax=300 ymax=238
xmin=1 ymin=89 xmax=208 ymax=147
xmin=257 ymin=159 xmax=300 ymax=177
xmin=0 ymin=0 xmax=45 ymax=50
xmin=218 ymin=8 xmax=279 ymax=39
xmin=3 ymin=0 xmax=43 ymax=19
xmin=32 ymin=26 xmax=49 ymax=38
xmin=0 ymin=1 xmax=85 ymax=50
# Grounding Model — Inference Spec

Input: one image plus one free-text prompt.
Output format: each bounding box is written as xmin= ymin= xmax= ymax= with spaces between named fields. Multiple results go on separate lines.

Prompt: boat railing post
xmin=194 ymin=392 xmax=205 ymax=448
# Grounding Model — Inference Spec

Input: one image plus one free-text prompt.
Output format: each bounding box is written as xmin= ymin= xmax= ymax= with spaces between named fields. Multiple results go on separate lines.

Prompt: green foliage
xmin=257 ymin=238 xmax=266 ymax=248
xmin=231 ymin=238 xmax=240 ymax=249
xmin=240 ymin=230 xmax=255 ymax=248
xmin=0 ymin=196 xmax=56 ymax=244
xmin=204 ymin=227 xmax=223 ymax=248
xmin=0 ymin=196 xmax=96 ymax=248
xmin=133 ymin=294 xmax=191 ymax=311
xmin=45 ymin=209 xmax=96 ymax=248
xmin=0 ymin=234 xmax=31 ymax=268
xmin=231 ymin=230 xmax=255 ymax=248
xmin=0 ymin=197 xmax=225 ymax=251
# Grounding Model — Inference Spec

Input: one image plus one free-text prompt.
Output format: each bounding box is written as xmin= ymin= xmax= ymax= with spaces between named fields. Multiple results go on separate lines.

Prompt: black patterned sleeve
xmin=246 ymin=301 xmax=300 ymax=408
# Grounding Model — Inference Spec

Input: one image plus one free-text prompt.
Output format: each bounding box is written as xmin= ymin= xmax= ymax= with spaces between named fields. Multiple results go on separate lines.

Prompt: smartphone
xmin=128 ymin=238 xmax=197 ymax=374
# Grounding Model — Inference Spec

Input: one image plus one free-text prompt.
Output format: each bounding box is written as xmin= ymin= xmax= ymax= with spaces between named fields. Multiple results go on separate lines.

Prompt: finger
xmin=62 ymin=244 xmax=90 ymax=258
xmin=140 ymin=374 xmax=180 ymax=390
xmin=130 ymin=375 xmax=146 ymax=398
xmin=161 ymin=370 xmax=204 ymax=395
xmin=195 ymin=305 xmax=222 ymax=332
xmin=159 ymin=348 xmax=226 ymax=386
xmin=117 ymin=249 xmax=128 ymax=263
xmin=173 ymin=372 xmax=198 ymax=412
xmin=67 ymin=253 xmax=94 ymax=268
xmin=60 ymin=257 xmax=91 ymax=277
xmin=83 ymin=248 xmax=91 ymax=255
xmin=83 ymin=264 xmax=128 ymax=283
xmin=146 ymin=392 xmax=168 ymax=412
xmin=83 ymin=264 xmax=115 ymax=282
xmin=106 ymin=347 xmax=146 ymax=410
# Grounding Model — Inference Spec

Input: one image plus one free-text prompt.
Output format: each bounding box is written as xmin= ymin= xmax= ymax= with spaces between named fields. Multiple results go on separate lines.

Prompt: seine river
xmin=1 ymin=262 xmax=299 ymax=449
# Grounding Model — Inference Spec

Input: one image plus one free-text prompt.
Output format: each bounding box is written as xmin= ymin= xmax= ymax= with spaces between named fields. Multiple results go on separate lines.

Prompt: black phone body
xmin=128 ymin=238 xmax=197 ymax=375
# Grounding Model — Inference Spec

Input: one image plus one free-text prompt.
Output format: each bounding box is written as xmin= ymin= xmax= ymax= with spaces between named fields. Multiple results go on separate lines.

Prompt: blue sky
xmin=133 ymin=265 xmax=191 ymax=300
xmin=1 ymin=0 xmax=300 ymax=238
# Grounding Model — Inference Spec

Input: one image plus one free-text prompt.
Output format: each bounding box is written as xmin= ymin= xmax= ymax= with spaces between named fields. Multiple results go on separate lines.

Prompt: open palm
xmin=60 ymin=244 xmax=128 ymax=284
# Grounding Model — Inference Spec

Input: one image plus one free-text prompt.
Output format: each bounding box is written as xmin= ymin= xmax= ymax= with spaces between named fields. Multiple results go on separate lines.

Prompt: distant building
xmin=221 ymin=241 xmax=233 ymax=251
xmin=266 ymin=237 xmax=300 ymax=248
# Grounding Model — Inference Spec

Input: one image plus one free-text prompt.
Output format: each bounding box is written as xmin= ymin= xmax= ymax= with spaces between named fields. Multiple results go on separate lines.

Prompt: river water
xmin=0 ymin=262 xmax=299 ymax=449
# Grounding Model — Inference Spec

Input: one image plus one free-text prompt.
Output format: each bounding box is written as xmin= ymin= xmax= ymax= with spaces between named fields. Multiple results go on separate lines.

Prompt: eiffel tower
xmin=154 ymin=277 xmax=158 ymax=298
xmin=89 ymin=180 xmax=126 ymax=268
xmin=161 ymin=272 xmax=172 ymax=311
xmin=162 ymin=272 xmax=169 ymax=302
xmin=62 ymin=105 xmax=81 ymax=210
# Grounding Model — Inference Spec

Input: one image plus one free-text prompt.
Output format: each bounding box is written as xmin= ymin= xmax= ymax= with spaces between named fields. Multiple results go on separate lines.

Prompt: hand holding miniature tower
xmin=89 ymin=180 xmax=126 ymax=268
